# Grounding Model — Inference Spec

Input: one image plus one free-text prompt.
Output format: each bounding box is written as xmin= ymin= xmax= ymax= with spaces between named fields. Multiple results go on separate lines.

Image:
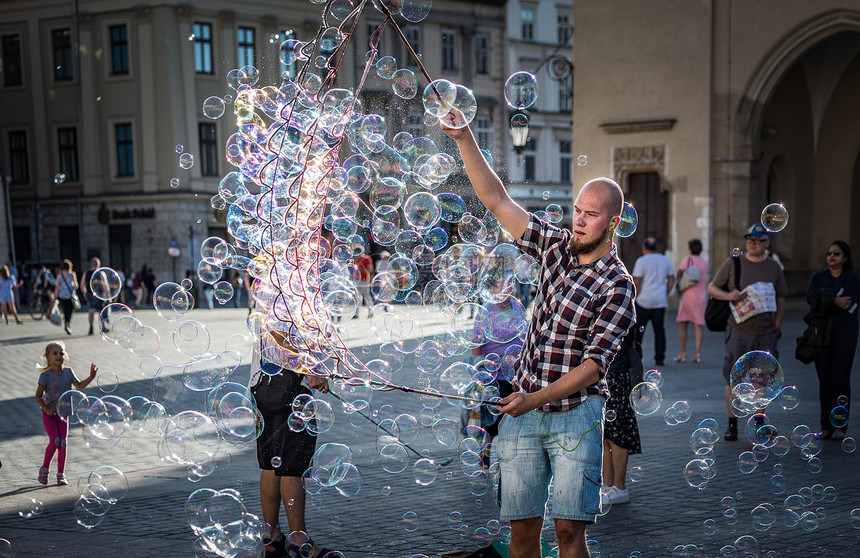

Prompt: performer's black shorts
xmin=252 ymin=372 xmax=317 ymax=477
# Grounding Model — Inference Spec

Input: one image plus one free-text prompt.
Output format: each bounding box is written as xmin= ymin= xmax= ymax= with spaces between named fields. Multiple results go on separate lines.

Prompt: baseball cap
xmin=744 ymin=223 xmax=770 ymax=238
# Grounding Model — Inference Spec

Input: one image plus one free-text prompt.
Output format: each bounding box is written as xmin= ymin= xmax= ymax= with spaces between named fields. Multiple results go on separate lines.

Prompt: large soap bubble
xmin=730 ymin=351 xmax=784 ymax=408
xmin=504 ymin=71 xmax=539 ymax=110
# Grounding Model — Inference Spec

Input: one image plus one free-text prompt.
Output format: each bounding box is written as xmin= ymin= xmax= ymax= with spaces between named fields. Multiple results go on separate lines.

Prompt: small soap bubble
xmin=402 ymin=511 xmax=419 ymax=531
xmin=175 ymin=144 xmax=183 ymax=153
xmin=644 ymin=369 xmax=663 ymax=388
xmin=760 ymin=203 xmax=788 ymax=232
xmin=605 ymin=409 xmax=617 ymax=422
xmin=842 ymin=437 xmax=857 ymax=453
xmin=542 ymin=191 xmax=550 ymax=200
xmin=179 ymin=153 xmax=194 ymax=169
xmin=837 ymin=394 xmax=848 ymax=406
xmin=271 ymin=456 xmax=282 ymax=468
xmin=629 ymin=466 xmax=644 ymax=482
xmin=170 ymin=177 xmax=179 ymax=188
xmin=732 ymin=247 xmax=742 ymax=257
xmin=576 ymin=154 xmax=588 ymax=166
xmin=615 ymin=202 xmax=638 ymax=238
xmin=202 ymin=96 xmax=226 ymax=119
xmin=703 ymin=518 xmax=717 ymax=535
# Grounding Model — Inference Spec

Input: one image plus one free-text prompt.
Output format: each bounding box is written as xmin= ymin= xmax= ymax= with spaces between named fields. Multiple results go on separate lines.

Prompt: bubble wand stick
xmin=326 ymin=390 xmax=455 ymax=467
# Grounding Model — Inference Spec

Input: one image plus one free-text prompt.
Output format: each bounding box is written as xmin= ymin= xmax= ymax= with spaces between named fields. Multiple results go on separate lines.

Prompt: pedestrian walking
xmin=632 ymin=237 xmax=675 ymax=366
xmin=34 ymin=341 xmax=98 ymax=486
xmin=675 ymin=239 xmax=708 ymax=363
xmin=54 ymin=260 xmax=79 ymax=335
xmin=805 ymin=240 xmax=859 ymax=440
xmin=707 ymin=223 xmax=788 ymax=441
xmin=81 ymin=257 xmax=106 ymax=335
xmin=0 ymin=265 xmax=23 ymax=324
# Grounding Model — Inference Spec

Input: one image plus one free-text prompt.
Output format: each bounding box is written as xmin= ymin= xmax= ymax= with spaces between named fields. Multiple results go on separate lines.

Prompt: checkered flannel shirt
xmin=513 ymin=214 xmax=636 ymax=411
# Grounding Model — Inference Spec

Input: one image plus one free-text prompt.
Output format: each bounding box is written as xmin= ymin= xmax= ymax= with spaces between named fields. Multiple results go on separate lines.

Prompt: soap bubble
xmin=504 ymin=71 xmax=539 ymax=110
xmin=630 ymin=382 xmax=662 ymax=416
xmin=423 ymin=79 xmax=457 ymax=118
xmin=89 ymin=267 xmax=123 ymax=301
xmin=179 ymin=153 xmax=194 ymax=169
xmin=829 ymin=405 xmax=849 ymax=428
xmin=643 ymin=369 xmax=663 ymax=388
xmin=777 ymin=386 xmax=799 ymax=410
xmin=760 ymin=203 xmax=788 ymax=232
xmin=202 ymin=96 xmax=226 ymax=119
xmin=510 ymin=112 xmax=529 ymax=133
xmin=842 ymin=437 xmax=857 ymax=453
xmin=18 ymin=496 xmax=44 ymax=518
xmin=577 ymin=154 xmax=588 ymax=166
xmin=392 ymin=69 xmax=418 ymax=99
xmin=376 ymin=56 xmax=397 ymax=79
xmin=439 ymin=85 xmax=477 ymax=129
xmin=170 ymin=177 xmax=179 ymax=188
xmin=615 ymin=202 xmax=638 ymax=238
xmin=402 ymin=511 xmax=419 ymax=531
xmin=54 ymin=172 xmax=66 ymax=184
xmin=730 ymin=351 xmax=783 ymax=408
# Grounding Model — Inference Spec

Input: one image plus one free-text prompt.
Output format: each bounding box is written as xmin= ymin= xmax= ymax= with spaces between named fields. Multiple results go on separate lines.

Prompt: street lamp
xmin=509 ymin=112 xmax=530 ymax=158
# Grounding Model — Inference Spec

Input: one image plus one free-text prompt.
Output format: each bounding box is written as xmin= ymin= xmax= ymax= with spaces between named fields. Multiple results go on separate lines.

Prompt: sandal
xmin=673 ymin=355 xmax=686 ymax=363
xmin=265 ymin=536 xmax=287 ymax=558
xmin=692 ymin=355 xmax=701 ymax=363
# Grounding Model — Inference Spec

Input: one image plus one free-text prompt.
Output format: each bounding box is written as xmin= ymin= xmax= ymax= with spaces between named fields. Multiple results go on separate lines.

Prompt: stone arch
xmin=737 ymin=9 xmax=860 ymax=145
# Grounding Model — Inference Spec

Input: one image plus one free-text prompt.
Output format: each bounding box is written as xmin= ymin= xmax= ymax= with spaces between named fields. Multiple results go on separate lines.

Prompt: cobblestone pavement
xmin=0 ymin=304 xmax=858 ymax=557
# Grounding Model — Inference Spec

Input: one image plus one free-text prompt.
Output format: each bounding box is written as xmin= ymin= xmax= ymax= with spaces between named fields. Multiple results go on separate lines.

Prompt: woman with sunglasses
xmin=805 ymin=241 xmax=859 ymax=440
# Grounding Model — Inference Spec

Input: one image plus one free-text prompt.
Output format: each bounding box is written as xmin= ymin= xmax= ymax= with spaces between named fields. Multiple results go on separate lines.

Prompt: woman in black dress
xmin=602 ymin=333 xmax=642 ymax=506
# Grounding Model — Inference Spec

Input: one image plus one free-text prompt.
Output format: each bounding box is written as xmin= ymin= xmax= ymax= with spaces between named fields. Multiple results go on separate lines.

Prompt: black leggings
xmin=816 ymin=344 xmax=856 ymax=432
xmin=58 ymin=298 xmax=74 ymax=325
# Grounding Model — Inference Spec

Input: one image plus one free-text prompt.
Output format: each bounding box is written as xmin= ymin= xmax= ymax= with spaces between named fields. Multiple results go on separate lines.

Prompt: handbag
xmin=705 ymin=255 xmax=741 ymax=332
xmin=49 ymin=300 xmax=62 ymax=325
xmin=677 ymin=257 xmax=701 ymax=293
xmin=61 ymin=274 xmax=81 ymax=309
xmin=795 ymin=328 xmax=819 ymax=364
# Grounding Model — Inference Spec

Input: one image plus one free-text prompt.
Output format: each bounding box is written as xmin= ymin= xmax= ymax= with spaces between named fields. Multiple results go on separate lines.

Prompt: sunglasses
xmin=746 ymin=238 xmax=768 ymax=244
xmin=826 ymin=251 xmax=843 ymax=256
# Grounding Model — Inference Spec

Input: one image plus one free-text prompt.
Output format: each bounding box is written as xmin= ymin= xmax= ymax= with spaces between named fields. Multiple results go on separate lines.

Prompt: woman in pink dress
xmin=675 ymin=239 xmax=708 ymax=362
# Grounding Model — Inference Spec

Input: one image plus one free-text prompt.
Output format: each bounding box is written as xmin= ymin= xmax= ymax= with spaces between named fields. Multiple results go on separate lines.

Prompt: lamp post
xmin=509 ymin=112 xmax=530 ymax=158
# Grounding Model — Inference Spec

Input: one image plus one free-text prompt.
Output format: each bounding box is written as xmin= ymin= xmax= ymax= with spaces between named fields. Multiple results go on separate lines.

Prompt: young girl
xmin=34 ymin=341 xmax=98 ymax=485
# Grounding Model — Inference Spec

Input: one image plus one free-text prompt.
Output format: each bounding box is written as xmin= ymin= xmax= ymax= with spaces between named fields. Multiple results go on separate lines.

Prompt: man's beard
xmin=569 ymin=227 xmax=610 ymax=256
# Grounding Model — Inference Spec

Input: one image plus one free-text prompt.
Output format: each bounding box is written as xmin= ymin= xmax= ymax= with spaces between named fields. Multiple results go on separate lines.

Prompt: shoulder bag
xmin=677 ymin=257 xmax=701 ymax=293
xmin=704 ymin=255 xmax=741 ymax=332
xmin=62 ymin=274 xmax=81 ymax=310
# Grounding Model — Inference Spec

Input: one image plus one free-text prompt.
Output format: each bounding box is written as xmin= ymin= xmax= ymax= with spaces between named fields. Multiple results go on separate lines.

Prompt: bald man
xmin=443 ymin=122 xmax=635 ymax=558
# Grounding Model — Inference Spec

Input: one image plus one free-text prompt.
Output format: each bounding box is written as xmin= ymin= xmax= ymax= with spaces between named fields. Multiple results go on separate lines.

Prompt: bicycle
xmin=29 ymin=287 xmax=52 ymax=320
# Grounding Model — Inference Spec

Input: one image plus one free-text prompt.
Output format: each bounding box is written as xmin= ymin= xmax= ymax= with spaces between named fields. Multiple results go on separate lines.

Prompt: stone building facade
xmin=573 ymin=0 xmax=860 ymax=293
xmin=0 ymin=0 xmax=507 ymax=281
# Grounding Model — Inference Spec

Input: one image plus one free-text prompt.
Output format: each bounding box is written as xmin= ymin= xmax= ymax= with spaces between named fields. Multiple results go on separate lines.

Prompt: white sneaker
xmin=608 ymin=487 xmax=630 ymax=504
xmin=600 ymin=485 xmax=615 ymax=507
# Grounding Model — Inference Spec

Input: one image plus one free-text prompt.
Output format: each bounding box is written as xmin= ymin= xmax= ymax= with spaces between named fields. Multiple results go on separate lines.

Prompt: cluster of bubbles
xmin=72 ymin=466 xmax=130 ymax=529
xmin=185 ymin=487 xmax=267 ymax=556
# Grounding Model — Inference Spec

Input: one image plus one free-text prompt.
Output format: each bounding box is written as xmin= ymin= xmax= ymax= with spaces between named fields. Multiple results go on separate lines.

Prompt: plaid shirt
xmin=514 ymin=214 xmax=636 ymax=411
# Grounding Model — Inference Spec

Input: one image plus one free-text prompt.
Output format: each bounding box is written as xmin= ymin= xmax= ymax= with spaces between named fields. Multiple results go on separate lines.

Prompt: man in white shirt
xmin=632 ymin=238 xmax=675 ymax=366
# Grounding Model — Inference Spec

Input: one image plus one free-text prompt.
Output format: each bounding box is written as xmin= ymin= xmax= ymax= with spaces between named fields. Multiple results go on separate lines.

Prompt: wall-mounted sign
xmin=111 ymin=208 xmax=156 ymax=220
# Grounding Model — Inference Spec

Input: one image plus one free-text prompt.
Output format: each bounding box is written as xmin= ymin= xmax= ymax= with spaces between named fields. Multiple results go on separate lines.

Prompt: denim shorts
xmin=494 ymin=395 xmax=604 ymax=523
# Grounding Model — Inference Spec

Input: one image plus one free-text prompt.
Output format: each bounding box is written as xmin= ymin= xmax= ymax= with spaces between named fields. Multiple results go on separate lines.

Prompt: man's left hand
xmin=307 ymin=375 xmax=329 ymax=393
xmin=496 ymin=391 xmax=539 ymax=417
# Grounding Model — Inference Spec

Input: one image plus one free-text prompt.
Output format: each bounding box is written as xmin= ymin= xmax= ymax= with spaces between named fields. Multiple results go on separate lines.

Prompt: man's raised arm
xmin=441 ymin=123 xmax=530 ymax=239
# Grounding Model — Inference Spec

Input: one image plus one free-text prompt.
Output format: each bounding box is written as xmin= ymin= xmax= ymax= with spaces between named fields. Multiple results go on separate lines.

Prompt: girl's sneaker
xmin=57 ymin=473 xmax=68 ymax=486
xmin=38 ymin=467 xmax=49 ymax=485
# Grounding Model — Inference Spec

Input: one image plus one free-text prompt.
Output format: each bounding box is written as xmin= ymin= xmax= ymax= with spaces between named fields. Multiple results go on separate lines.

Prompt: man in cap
xmin=708 ymin=223 xmax=788 ymax=440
